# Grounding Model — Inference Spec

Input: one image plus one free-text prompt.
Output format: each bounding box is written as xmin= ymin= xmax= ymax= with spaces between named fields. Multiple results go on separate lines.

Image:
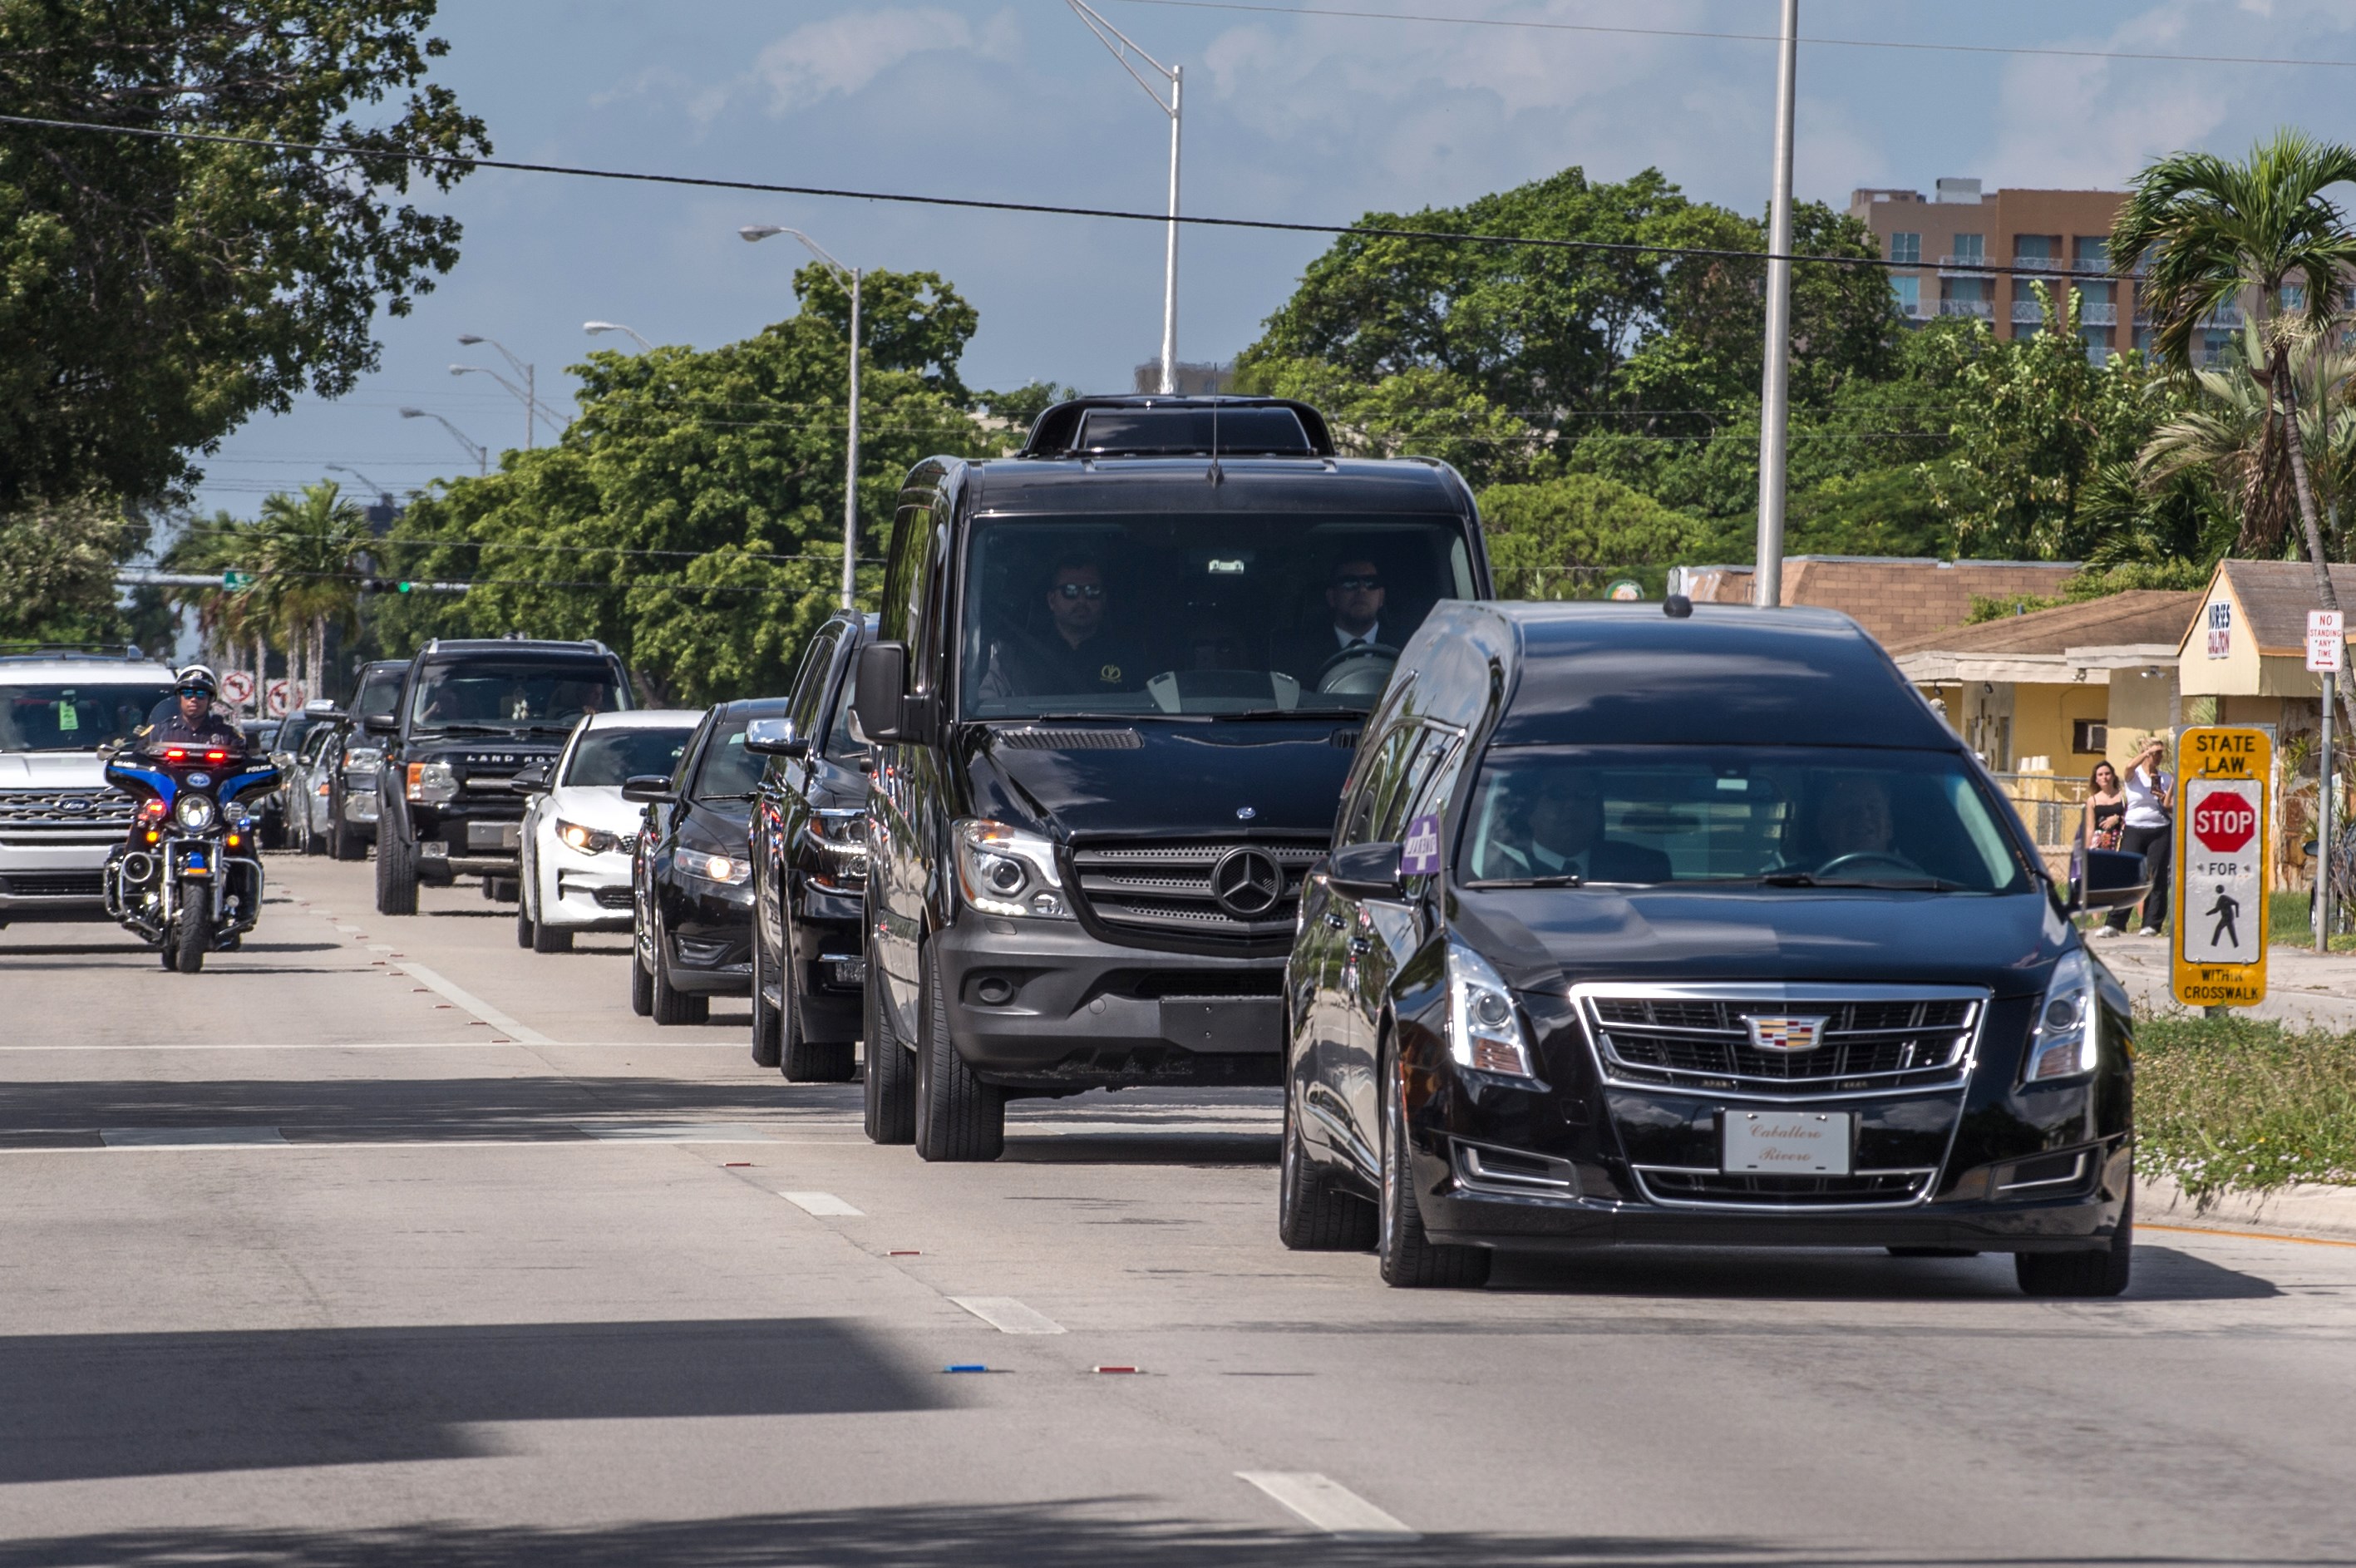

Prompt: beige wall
xmin=2007 ymin=681 xmax=2110 ymax=775
xmin=2178 ymin=577 xmax=2264 ymax=695
xmin=2105 ymin=669 xmax=2175 ymax=772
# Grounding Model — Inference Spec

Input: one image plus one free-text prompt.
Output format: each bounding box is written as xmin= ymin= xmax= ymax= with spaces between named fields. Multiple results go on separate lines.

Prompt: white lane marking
xmin=0 ymin=1040 xmax=737 ymax=1053
xmin=101 ymin=1127 xmax=287 ymax=1148
xmin=949 ymin=1296 xmax=1065 ymax=1334
xmin=1236 ymin=1473 xmax=1419 ymax=1540
xmin=395 ymin=962 xmax=554 ymax=1045
xmin=780 ymin=1191 xmax=865 ymax=1216
xmin=576 ymin=1122 xmax=784 ymax=1142
xmin=0 ymin=1136 xmax=874 ymax=1155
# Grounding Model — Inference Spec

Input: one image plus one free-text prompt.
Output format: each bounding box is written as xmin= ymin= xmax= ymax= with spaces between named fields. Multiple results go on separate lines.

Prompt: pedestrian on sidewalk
xmin=2104 ymin=737 xmax=2174 ymax=938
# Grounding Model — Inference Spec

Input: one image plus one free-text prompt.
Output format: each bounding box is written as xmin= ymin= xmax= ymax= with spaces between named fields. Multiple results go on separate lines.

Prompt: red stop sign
xmin=2193 ymin=792 xmax=2256 ymax=853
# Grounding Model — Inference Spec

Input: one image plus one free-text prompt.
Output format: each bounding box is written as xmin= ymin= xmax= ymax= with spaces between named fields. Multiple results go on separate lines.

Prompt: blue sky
xmin=192 ymin=0 xmax=2356 ymax=516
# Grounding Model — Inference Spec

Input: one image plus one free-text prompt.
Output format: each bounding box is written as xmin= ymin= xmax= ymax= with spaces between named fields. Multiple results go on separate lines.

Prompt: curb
xmin=2137 ymin=1175 xmax=2356 ymax=1242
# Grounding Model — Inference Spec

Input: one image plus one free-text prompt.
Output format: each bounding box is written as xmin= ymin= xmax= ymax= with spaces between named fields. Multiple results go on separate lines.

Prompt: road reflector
xmin=1092 ymin=1365 xmax=1140 ymax=1373
xmin=944 ymin=1363 xmax=989 ymax=1373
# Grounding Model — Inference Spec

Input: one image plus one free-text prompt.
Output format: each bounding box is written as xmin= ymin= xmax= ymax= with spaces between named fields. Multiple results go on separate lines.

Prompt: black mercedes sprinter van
xmin=852 ymin=396 xmax=1493 ymax=1160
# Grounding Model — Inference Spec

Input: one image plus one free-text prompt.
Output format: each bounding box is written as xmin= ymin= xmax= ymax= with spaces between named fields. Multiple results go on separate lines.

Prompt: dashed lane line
xmin=781 ymin=1191 xmax=865 ymax=1216
xmin=1235 ymin=1472 xmax=1419 ymax=1540
xmin=100 ymin=1127 xmax=288 ymax=1148
xmin=393 ymin=961 xmax=553 ymax=1045
xmin=949 ymin=1296 xmax=1066 ymax=1334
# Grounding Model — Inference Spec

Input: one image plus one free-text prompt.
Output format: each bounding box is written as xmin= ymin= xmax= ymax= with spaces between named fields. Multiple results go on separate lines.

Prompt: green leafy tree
xmin=2113 ymin=129 xmax=2356 ymax=717
xmin=0 ymin=496 xmax=141 ymax=646
xmin=1478 ymin=473 xmax=1713 ymax=599
xmin=0 ymin=0 xmax=488 ymax=510
xmin=252 ymin=481 xmax=372 ymax=700
xmin=377 ymin=266 xmax=990 ymax=703
xmin=1236 ymin=356 xmax=1538 ymax=487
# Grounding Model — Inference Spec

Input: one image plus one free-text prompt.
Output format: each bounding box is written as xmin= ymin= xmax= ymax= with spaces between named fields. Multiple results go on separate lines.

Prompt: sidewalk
xmin=2093 ymin=929 xmax=2356 ymax=1030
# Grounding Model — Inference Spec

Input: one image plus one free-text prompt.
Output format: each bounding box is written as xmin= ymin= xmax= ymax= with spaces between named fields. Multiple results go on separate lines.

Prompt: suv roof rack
xmin=1018 ymin=395 xmax=1336 ymax=460
xmin=0 ymin=642 xmax=151 ymax=662
xmin=421 ymin=637 xmax=614 ymax=657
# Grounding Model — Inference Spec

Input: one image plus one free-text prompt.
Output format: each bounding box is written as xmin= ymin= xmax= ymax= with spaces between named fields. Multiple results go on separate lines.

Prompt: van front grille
xmin=1067 ymin=836 xmax=1325 ymax=949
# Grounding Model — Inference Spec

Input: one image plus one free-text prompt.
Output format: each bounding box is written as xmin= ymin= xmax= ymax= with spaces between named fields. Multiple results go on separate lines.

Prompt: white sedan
xmin=516 ymin=708 xmax=701 ymax=954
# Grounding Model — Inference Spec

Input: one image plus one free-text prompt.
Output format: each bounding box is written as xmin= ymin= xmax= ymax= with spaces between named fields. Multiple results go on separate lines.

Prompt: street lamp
xmin=1067 ymin=0 xmax=1181 ymax=395
xmin=324 ymin=463 xmax=388 ymax=497
xmin=1752 ymin=0 xmax=1798 ymax=609
xmin=398 ymin=407 xmax=488 ymax=476
xmin=742 ymin=224 xmax=860 ymax=611
xmin=584 ymin=320 xmax=656 ymax=352
xmin=454 ymin=334 xmax=563 ymax=447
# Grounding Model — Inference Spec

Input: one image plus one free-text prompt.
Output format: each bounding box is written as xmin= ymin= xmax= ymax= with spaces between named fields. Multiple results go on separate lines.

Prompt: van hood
xmin=967 ymin=720 xmax=1358 ymax=840
xmin=0 ymin=752 xmax=108 ymax=788
xmin=1452 ymin=885 xmax=2069 ymax=1001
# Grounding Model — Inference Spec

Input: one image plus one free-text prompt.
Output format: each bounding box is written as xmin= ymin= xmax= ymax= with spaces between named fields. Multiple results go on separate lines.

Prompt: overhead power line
xmin=1107 ymin=0 xmax=2356 ymax=70
xmin=0 ymin=111 xmax=2135 ymax=281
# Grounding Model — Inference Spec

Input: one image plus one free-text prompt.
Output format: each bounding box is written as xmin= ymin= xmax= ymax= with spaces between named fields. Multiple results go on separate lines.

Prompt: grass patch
xmin=2135 ymin=1012 xmax=2356 ymax=1198
xmin=2267 ymin=889 xmax=2356 ymax=951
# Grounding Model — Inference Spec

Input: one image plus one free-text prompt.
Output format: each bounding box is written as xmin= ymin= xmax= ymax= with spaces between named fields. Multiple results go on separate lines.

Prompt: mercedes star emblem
xmin=1210 ymin=846 xmax=1284 ymax=919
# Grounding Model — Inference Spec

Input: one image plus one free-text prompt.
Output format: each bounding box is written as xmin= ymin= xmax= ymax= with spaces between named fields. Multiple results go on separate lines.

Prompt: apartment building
xmin=1845 ymin=178 xmax=2240 ymax=363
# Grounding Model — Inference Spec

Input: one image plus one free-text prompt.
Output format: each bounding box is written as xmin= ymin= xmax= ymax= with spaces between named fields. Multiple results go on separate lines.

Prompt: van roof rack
xmin=1018 ymin=395 xmax=1336 ymax=460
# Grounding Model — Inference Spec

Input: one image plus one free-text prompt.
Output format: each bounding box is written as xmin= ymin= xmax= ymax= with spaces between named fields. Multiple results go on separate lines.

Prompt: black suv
xmin=1283 ymin=599 xmax=2147 ymax=1294
xmin=851 ymin=395 xmax=1493 ymax=1160
xmin=746 ymin=609 xmax=875 ymax=1079
xmin=370 ymin=639 xmax=633 ymax=915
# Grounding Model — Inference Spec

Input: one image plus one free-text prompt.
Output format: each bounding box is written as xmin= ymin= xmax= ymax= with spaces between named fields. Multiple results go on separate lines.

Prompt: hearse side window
xmin=958 ymin=513 xmax=1476 ymax=720
xmin=1456 ymin=746 xmax=2031 ymax=891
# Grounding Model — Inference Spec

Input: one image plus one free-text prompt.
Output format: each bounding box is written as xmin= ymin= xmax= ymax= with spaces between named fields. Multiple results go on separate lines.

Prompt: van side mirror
xmin=855 ymin=642 xmax=910 ymax=744
xmin=743 ymin=717 xmax=807 ymax=759
xmin=621 ymin=774 xmax=675 ymax=803
xmin=1329 ymin=840 xmax=1404 ymax=897
xmin=2072 ymin=847 xmax=2150 ymax=913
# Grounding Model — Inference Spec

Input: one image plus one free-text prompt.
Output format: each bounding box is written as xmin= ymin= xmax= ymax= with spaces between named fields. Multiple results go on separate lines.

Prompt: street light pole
xmin=398 ymin=407 xmax=487 ymax=476
xmin=584 ymin=321 xmax=657 ymax=352
xmin=1752 ymin=0 xmax=1798 ymax=610
xmin=740 ymin=224 xmax=862 ymax=609
xmin=457 ymin=335 xmax=554 ymax=448
xmin=1067 ymin=0 xmax=1182 ymax=395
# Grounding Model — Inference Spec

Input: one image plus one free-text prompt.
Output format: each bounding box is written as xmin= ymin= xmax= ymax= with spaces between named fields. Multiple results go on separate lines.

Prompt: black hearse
xmin=1282 ymin=599 xmax=2146 ymax=1294
xmin=852 ymin=395 xmax=1493 ymax=1160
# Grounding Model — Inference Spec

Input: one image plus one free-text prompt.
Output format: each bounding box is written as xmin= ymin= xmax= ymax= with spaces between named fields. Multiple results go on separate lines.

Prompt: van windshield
xmin=960 ymin=514 xmax=1476 ymax=719
xmin=1458 ymin=746 xmax=2033 ymax=893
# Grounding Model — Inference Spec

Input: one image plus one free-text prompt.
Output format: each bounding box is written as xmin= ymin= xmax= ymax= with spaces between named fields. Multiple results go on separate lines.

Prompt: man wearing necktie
xmin=1506 ymin=773 xmax=1673 ymax=884
xmin=1277 ymin=557 xmax=1390 ymax=688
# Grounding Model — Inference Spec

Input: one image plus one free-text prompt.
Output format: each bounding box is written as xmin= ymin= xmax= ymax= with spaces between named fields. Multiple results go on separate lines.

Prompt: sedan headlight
xmin=406 ymin=760 xmax=459 ymax=804
xmin=681 ymin=850 xmax=752 ymax=885
xmin=554 ymin=817 xmax=623 ymax=855
xmin=952 ymin=818 xmax=1068 ymax=919
xmin=1446 ymin=940 xmax=1540 ymax=1081
xmin=172 ymin=793 xmax=218 ymax=832
xmin=2023 ymin=947 xmax=2100 ymax=1083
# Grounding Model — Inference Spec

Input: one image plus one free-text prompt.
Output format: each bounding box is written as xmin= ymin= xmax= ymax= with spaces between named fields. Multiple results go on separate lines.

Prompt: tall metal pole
xmin=2322 ymin=668 xmax=2335 ymax=952
xmin=1752 ymin=0 xmax=1799 ymax=609
xmin=843 ymin=269 xmax=862 ymax=610
xmin=525 ymin=362 xmax=537 ymax=450
xmin=1161 ymin=67 xmax=1182 ymax=396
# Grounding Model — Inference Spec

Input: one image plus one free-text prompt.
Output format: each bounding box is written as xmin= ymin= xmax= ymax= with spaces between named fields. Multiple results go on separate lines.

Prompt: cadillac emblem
xmin=1744 ymin=1015 xmax=1828 ymax=1053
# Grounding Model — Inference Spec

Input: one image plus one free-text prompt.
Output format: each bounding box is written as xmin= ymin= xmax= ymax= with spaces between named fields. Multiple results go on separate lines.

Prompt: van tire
xmin=862 ymin=949 xmax=915 ymax=1144
xmin=914 ymin=942 xmax=1004 ymax=1161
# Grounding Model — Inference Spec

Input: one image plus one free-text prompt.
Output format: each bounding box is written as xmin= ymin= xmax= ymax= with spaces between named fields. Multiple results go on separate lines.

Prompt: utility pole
xmin=843 ymin=269 xmax=862 ymax=610
xmin=1067 ymin=0 xmax=1183 ymax=395
xmin=1752 ymin=0 xmax=1799 ymax=609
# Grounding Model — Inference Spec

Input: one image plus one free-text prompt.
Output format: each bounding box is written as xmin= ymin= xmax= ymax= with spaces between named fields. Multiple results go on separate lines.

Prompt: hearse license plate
xmin=1722 ymin=1110 xmax=1852 ymax=1176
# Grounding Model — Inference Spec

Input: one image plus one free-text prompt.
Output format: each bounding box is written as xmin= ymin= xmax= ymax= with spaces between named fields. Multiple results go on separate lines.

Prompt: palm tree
xmin=254 ymin=483 xmax=371 ymax=703
xmin=2112 ymin=130 xmax=2356 ymax=725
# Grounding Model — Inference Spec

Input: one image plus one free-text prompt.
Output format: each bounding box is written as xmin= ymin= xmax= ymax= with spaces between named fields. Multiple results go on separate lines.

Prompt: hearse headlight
xmin=406 ymin=760 xmax=459 ymax=804
xmin=2023 ymin=948 xmax=2099 ymax=1083
xmin=1446 ymin=940 xmax=1540 ymax=1081
xmin=953 ymin=818 xmax=1069 ymax=919
xmin=172 ymin=794 xmax=218 ymax=832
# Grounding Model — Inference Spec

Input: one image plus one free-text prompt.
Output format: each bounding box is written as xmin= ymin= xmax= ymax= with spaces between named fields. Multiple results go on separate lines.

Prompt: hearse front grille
xmin=1634 ymin=1167 xmax=1935 ymax=1208
xmin=1067 ymin=836 xmax=1326 ymax=947
xmin=1582 ymin=989 xmax=1982 ymax=1095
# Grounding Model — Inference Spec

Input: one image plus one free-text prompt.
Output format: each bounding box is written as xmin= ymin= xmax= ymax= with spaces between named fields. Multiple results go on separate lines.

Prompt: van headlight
xmin=173 ymin=794 xmax=218 ymax=831
xmin=406 ymin=761 xmax=459 ymax=804
xmin=2023 ymin=948 xmax=2100 ymax=1082
xmin=953 ymin=818 xmax=1069 ymax=919
xmin=1447 ymin=941 xmax=1541 ymax=1082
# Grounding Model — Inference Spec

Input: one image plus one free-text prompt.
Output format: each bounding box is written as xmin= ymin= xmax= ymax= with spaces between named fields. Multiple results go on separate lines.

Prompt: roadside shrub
xmin=2134 ymin=1013 xmax=2356 ymax=1198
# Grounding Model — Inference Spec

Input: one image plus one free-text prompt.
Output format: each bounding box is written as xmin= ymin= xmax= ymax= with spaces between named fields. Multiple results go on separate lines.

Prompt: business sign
xmin=2204 ymin=599 xmax=2233 ymax=659
xmin=1605 ymin=579 xmax=1644 ymax=602
xmin=219 ymin=670 xmax=255 ymax=706
xmin=2172 ymin=727 xmax=2270 ymax=1008
xmin=2307 ymin=609 xmax=2343 ymax=674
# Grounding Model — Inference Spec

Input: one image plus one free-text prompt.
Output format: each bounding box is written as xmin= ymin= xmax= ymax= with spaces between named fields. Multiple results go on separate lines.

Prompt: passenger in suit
xmin=1497 ymin=772 xmax=1673 ymax=884
xmin=1274 ymin=557 xmax=1392 ymax=689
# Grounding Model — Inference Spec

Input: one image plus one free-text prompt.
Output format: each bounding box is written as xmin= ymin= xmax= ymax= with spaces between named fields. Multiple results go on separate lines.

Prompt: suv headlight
xmin=2023 ymin=947 xmax=2100 ymax=1083
xmin=554 ymin=817 xmax=621 ymax=855
xmin=953 ymin=818 xmax=1069 ymax=919
xmin=805 ymin=809 xmax=869 ymax=893
xmin=406 ymin=760 xmax=459 ymax=804
xmin=680 ymin=850 xmax=751 ymax=886
xmin=173 ymin=793 xmax=218 ymax=831
xmin=1446 ymin=940 xmax=1541 ymax=1082
xmin=343 ymin=746 xmax=382 ymax=774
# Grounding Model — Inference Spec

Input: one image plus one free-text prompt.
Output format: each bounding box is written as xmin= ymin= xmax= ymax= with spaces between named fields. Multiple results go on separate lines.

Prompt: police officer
xmin=136 ymin=665 xmax=248 ymax=754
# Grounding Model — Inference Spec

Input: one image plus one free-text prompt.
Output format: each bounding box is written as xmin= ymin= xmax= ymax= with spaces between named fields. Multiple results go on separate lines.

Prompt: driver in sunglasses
xmin=135 ymin=666 xmax=248 ymax=755
xmin=981 ymin=556 xmax=1147 ymax=699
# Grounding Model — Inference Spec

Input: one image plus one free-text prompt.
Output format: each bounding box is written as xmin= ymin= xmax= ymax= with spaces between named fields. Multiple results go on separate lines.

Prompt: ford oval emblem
xmin=1235 ymin=806 xmax=1256 ymax=821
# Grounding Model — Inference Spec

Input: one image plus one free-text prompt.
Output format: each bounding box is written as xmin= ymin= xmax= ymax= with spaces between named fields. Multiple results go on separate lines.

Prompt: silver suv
xmin=0 ymin=649 xmax=180 ymax=925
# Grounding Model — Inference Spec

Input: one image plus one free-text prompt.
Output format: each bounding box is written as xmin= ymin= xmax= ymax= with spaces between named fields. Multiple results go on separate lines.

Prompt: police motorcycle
xmin=101 ymin=673 xmax=280 ymax=972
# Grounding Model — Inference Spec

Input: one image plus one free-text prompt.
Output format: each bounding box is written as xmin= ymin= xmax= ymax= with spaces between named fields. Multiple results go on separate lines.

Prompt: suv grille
xmin=1635 ymin=1168 xmax=1935 ymax=1207
xmin=1 ymin=872 xmax=106 ymax=898
xmin=1584 ymin=991 xmax=1980 ymax=1094
xmin=0 ymin=789 xmax=136 ymax=831
xmin=1067 ymin=836 xmax=1325 ymax=946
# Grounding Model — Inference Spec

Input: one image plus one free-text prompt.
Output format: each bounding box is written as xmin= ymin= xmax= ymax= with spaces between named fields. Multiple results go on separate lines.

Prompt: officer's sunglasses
xmin=1052 ymin=583 xmax=1105 ymax=601
xmin=175 ymin=686 xmax=214 ymax=699
xmin=1332 ymin=575 xmax=1383 ymax=592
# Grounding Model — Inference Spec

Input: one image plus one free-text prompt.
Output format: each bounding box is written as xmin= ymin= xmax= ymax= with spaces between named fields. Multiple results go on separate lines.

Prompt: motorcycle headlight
xmin=555 ymin=817 xmax=619 ymax=855
xmin=681 ymin=850 xmax=751 ymax=885
xmin=1447 ymin=940 xmax=1541 ymax=1082
xmin=406 ymin=760 xmax=459 ymax=804
xmin=2023 ymin=947 xmax=2100 ymax=1083
xmin=953 ymin=817 xmax=1068 ymax=919
xmin=172 ymin=793 xmax=218 ymax=832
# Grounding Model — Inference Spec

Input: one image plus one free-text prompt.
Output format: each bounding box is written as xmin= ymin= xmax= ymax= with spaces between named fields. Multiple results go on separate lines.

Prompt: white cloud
xmin=698 ymin=6 xmax=1020 ymax=121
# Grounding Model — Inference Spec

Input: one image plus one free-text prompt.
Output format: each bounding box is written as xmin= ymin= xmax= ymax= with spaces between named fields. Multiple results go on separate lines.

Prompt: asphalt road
xmin=2 ymin=854 xmax=2354 ymax=1567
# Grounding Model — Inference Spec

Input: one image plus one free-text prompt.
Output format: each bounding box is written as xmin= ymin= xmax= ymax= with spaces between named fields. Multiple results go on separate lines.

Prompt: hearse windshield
xmin=409 ymin=661 xmax=624 ymax=734
xmin=960 ymin=514 xmax=1476 ymax=719
xmin=1459 ymin=746 xmax=2033 ymax=893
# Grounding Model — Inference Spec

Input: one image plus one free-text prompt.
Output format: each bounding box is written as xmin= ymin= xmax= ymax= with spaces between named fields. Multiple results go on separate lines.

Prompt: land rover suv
xmin=0 ymin=649 xmax=180 ymax=924
xmin=851 ymin=395 xmax=1493 ymax=1160
xmin=372 ymin=639 xmax=633 ymax=915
